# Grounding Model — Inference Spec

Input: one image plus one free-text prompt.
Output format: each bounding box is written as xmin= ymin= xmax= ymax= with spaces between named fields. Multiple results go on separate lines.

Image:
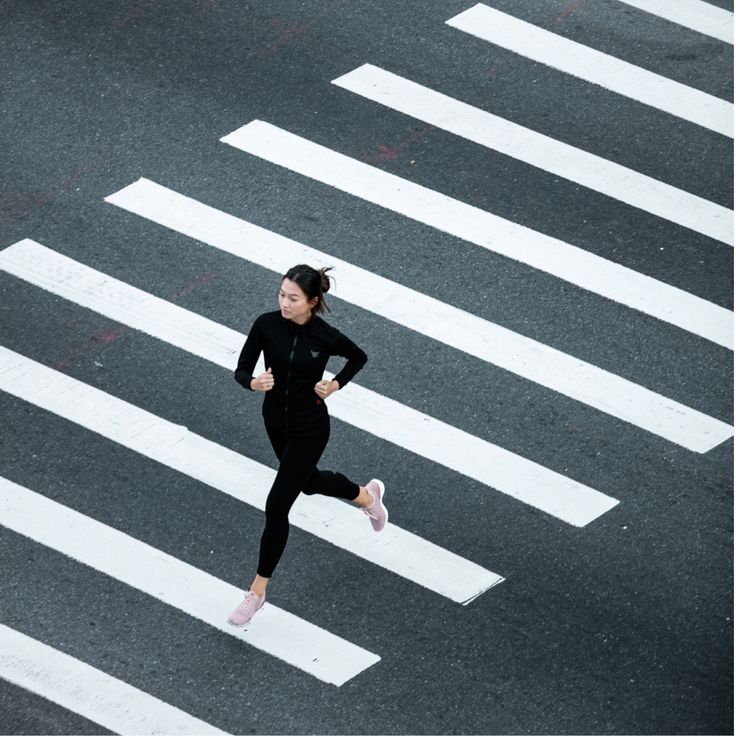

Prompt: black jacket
xmin=235 ymin=310 xmax=368 ymax=435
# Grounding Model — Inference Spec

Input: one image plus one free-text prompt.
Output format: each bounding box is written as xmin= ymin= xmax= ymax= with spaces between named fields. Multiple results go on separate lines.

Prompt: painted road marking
xmin=0 ymin=621 xmax=228 ymax=735
xmin=332 ymin=63 xmax=733 ymax=246
xmin=445 ymin=4 xmax=733 ymax=138
xmin=0 ymin=238 xmax=619 ymax=525
xmin=0 ymin=346 xmax=504 ymax=603
xmin=104 ymin=182 xmax=734 ymax=452
xmin=0 ymin=476 xmax=379 ymax=686
xmin=218 ymin=121 xmax=733 ymax=351
xmin=616 ymin=0 xmax=733 ymax=44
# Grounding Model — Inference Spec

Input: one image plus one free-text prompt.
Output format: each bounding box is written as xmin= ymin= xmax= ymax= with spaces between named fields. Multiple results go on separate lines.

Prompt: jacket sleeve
xmin=234 ymin=316 xmax=263 ymax=391
xmin=331 ymin=329 xmax=368 ymax=389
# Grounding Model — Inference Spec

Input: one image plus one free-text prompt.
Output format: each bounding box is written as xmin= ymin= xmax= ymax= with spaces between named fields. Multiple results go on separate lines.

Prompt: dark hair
xmin=283 ymin=264 xmax=334 ymax=314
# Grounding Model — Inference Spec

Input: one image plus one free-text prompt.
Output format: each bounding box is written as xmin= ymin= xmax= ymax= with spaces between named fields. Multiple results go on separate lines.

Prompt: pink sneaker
xmin=227 ymin=591 xmax=265 ymax=627
xmin=363 ymin=479 xmax=388 ymax=532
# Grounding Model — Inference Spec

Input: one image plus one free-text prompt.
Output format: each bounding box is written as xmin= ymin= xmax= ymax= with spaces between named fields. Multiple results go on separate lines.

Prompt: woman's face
xmin=279 ymin=278 xmax=317 ymax=324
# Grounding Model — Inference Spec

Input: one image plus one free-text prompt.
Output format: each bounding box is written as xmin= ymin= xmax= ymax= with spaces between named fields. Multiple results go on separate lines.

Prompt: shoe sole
xmin=369 ymin=478 xmax=388 ymax=532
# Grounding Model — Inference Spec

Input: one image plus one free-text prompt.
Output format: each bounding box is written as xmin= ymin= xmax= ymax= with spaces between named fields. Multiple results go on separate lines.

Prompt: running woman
xmin=227 ymin=264 xmax=388 ymax=627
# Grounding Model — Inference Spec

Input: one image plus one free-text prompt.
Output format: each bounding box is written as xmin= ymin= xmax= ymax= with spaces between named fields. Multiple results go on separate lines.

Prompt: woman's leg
xmin=301 ymin=460 xmax=376 ymax=508
xmin=240 ymin=423 xmax=286 ymax=597
xmin=245 ymin=422 xmax=290 ymax=597
xmin=297 ymin=424 xmax=365 ymax=503
xmin=256 ymin=429 xmax=329 ymax=581
xmin=298 ymin=448 xmax=387 ymax=529
xmin=301 ymin=468 xmax=361 ymax=501
xmin=230 ymin=429 xmax=329 ymax=626
xmin=228 ymin=424 xmax=386 ymax=626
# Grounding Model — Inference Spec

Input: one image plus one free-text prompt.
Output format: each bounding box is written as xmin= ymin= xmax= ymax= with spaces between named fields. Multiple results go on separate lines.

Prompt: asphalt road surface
xmin=0 ymin=1 xmax=733 ymax=734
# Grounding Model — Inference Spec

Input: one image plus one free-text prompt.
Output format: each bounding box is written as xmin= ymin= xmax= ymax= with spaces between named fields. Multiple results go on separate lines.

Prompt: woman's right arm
xmin=234 ymin=317 xmax=263 ymax=391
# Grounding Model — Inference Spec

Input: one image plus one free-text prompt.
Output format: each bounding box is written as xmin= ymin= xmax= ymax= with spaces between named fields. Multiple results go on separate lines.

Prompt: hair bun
xmin=319 ymin=266 xmax=333 ymax=294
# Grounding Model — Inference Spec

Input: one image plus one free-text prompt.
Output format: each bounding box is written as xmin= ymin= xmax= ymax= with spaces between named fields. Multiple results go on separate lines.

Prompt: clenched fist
xmin=251 ymin=367 xmax=275 ymax=392
xmin=314 ymin=378 xmax=339 ymax=399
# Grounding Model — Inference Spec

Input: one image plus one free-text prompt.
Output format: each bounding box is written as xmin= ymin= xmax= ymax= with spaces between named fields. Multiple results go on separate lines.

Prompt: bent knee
xmin=264 ymin=498 xmax=292 ymax=521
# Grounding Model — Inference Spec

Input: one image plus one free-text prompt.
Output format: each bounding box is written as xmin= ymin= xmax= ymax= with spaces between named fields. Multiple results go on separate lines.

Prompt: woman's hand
xmin=251 ymin=367 xmax=275 ymax=392
xmin=314 ymin=379 xmax=339 ymax=399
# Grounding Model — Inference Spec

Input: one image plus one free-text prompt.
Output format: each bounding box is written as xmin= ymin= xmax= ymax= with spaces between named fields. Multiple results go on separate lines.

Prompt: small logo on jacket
xmin=310 ymin=349 xmax=320 ymax=358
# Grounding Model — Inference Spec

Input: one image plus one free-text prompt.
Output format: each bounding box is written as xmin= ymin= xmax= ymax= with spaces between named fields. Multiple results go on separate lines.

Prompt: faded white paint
xmin=446 ymin=4 xmax=733 ymax=137
xmin=0 ymin=476 xmax=379 ymax=686
xmin=616 ymin=0 xmax=733 ymax=44
xmin=218 ymin=122 xmax=733 ymax=351
xmin=0 ymin=345 xmax=504 ymax=603
xmin=0 ymin=621 xmax=228 ymax=734
xmin=333 ymin=64 xmax=733 ymax=245
xmin=0 ymin=238 xmax=619 ymax=525
xmin=105 ymin=182 xmax=734 ymax=451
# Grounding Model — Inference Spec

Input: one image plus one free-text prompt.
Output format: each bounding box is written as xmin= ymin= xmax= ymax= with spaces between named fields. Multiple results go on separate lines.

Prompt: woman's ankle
xmin=354 ymin=485 xmax=373 ymax=508
xmin=250 ymin=575 xmax=269 ymax=598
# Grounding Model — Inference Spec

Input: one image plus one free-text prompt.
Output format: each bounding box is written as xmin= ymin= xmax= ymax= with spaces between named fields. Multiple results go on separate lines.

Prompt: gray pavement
xmin=0 ymin=1 xmax=733 ymax=734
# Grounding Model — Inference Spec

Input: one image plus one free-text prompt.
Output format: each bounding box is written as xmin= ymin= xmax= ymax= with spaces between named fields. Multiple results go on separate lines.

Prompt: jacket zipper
xmin=284 ymin=331 xmax=298 ymax=431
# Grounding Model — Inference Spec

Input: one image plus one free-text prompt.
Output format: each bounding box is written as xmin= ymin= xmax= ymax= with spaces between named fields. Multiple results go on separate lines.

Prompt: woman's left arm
xmin=330 ymin=330 xmax=368 ymax=390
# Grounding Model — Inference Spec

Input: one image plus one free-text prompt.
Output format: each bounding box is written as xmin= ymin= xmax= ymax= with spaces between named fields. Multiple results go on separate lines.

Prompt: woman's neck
xmin=291 ymin=312 xmax=313 ymax=326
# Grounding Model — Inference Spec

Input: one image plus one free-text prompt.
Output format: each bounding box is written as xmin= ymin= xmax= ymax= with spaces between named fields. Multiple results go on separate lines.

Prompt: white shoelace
xmin=237 ymin=592 xmax=261 ymax=615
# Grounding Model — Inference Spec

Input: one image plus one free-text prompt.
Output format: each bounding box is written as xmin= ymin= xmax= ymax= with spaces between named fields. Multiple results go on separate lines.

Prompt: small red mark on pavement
xmin=92 ymin=329 xmax=122 ymax=344
xmin=111 ymin=0 xmax=155 ymax=30
xmin=364 ymin=126 xmax=435 ymax=164
xmin=255 ymin=1 xmax=341 ymax=60
xmin=2 ymin=153 xmax=111 ymax=227
xmin=266 ymin=19 xmax=310 ymax=51
xmin=486 ymin=55 xmax=513 ymax=79
xmin=376 ymin=144 xmax=400 ymax=161
xmin=166 ymin=271 xmax=217 ymax=300
xmin=556 ymin=0 xmax=586 ymax=21
xmin=51 ymin=271 xmax=219 ymax=371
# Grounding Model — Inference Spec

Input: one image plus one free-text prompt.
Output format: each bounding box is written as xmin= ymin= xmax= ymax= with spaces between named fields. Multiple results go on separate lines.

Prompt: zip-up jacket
xmin=235 ymin=310 xmax=368 ymax=435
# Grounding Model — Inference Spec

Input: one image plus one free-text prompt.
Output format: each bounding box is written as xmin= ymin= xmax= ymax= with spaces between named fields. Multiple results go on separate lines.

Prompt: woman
xmin=227 ymin=264 xmax=388 ymax=627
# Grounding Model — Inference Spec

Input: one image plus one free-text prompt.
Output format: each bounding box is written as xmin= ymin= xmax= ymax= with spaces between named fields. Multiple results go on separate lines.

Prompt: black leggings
xmin=257 ymin=422 xmax=360 ymax=578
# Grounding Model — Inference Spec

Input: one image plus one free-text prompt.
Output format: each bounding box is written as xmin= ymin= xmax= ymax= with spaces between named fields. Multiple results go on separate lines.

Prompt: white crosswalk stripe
xmin=616 ymin=0 xmax=733 ymax=44
xmin=0 ymin=475 xmax=380 ymax=686
xmin=104 ymin=180 xmax=733 ymax=452
xmin=0 ymin=238 xmax=619 ymax=525
xmin=445 ymin=4 xmax=733 ymax=137
xmin=219 ymin=121 xmax=733 ymax=351
xmin=0 ymin=622 xmax=229 ymax=735
xmin=332 ymin=63 xmax=733 ymax=246
xmin=0 ymin=345 xmax=504 ymax=603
